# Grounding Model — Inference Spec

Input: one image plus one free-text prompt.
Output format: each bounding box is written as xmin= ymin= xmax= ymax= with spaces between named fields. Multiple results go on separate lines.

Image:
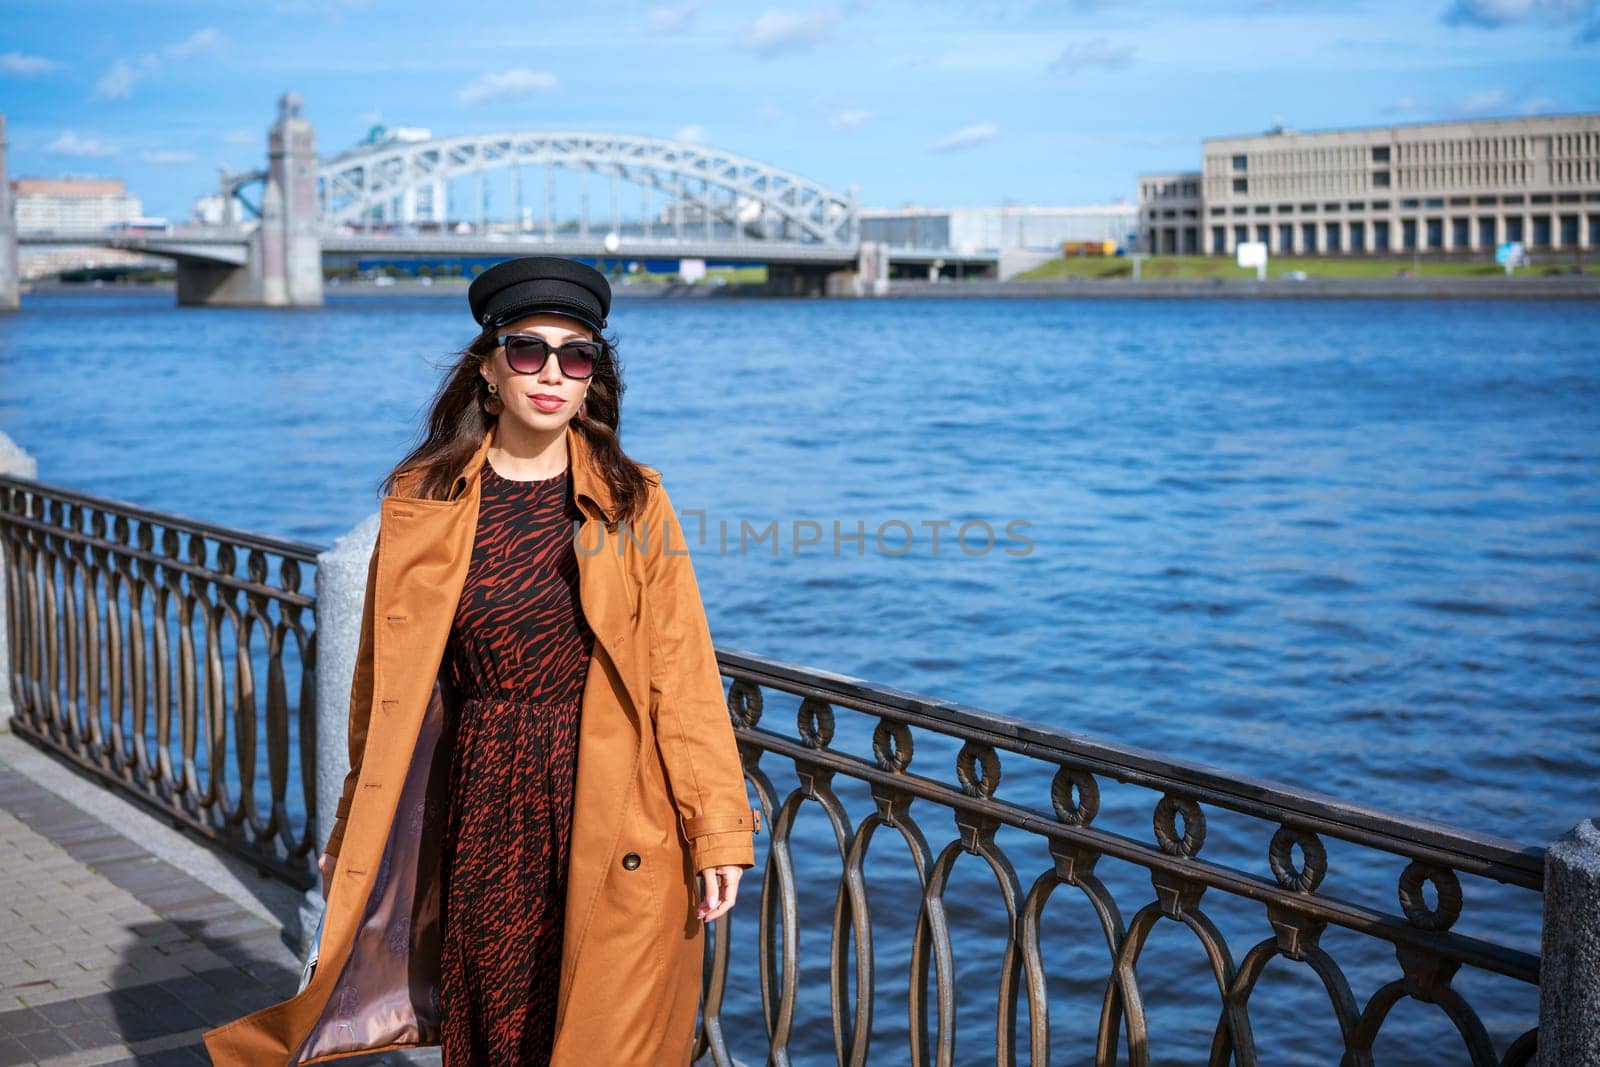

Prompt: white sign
xmin=679 ymin=258 xmax=706 ymax=282
xmin=1236 ymin=241 xmax=1268 ymax=269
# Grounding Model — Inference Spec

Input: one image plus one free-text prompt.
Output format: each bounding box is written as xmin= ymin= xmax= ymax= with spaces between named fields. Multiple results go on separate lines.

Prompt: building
xmin=860 ymin=202 xmax=1140 ymax=278
xmin=861 ymin=203 xmax=1137 ymax=254
xmin=1137 ymin=172 xmax=1202 ymax=255
xmin=1138 ymin=112 xmax=1600 ymax=258
xmin=191 ymin=193 xmax=228 ymax=225
xmin=10 ymin=176 xmax=159 ymax=278
xmin=12 ymin=177 xmax=142 ymax=231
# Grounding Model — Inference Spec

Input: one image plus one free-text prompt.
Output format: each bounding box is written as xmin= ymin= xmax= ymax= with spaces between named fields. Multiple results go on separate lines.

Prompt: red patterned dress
xmin=437 ymin=459 xmax=593 ymax=1065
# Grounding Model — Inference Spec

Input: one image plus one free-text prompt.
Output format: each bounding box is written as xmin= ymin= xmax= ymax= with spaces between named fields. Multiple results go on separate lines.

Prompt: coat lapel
xmin=563 ymin=424 xmax=648 ymax=720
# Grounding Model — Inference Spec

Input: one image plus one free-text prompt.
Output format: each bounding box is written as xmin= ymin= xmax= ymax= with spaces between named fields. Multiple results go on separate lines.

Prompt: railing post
xmin=0 ymin=430 xmax=38 ymax=726
xmin=1540 ymin=818 xmax=1600 ymax=1066
xmin=296 ymin=511 xmax=379 ymax=955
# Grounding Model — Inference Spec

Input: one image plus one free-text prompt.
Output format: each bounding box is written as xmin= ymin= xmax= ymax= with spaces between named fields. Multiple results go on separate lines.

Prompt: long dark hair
xmin=383 ymin=321 xmax=653 ymax=522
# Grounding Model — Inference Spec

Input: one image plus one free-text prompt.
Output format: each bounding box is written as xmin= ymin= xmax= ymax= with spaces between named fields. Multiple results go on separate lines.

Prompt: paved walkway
xmin=0 ymin=732 xmax=439 ymax=1066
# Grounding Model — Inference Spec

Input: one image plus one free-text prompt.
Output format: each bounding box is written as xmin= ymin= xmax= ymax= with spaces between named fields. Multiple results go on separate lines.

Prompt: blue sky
xmin=2 ymin=0 xmax=1597 ymax=220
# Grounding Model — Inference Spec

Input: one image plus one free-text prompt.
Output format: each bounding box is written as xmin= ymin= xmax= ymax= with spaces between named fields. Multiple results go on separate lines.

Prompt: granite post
xmin=0 ymin=431 xmax=38 ymax=726
xmin=0 ymin=114 xmax=19 ymax=312
xmin=298 ymin=511 xmax=378 ymax=955
xmin=1540 ymin=818 xmax=1600 ymax=1065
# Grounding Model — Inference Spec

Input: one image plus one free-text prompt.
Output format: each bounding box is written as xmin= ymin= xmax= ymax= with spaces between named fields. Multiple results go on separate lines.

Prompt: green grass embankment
xmin=1015 ymin=254 xmax=1593 ymax=282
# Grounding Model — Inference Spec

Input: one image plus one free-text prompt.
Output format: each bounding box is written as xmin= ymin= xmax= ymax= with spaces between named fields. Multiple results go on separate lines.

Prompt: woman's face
xmin=480 ymin=312 xmax=594 ymax=433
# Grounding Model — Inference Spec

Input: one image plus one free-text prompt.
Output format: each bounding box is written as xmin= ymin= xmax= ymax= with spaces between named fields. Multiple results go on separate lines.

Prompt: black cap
xmin=467 ymin=256 xmax=612 ymax=334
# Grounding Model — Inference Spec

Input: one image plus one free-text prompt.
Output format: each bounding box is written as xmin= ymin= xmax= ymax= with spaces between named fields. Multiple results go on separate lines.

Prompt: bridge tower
xmin=265 ymin=91 xmax=322 ymax=305
xmin=0 ymin=113 xmax=19 ymax=312
xmin=176 ymin=92 xmax=323 ymax=307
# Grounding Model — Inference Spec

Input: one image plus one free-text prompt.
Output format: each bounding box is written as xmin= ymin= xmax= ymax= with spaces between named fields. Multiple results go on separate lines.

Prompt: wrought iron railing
xmin=696 ymin=652 xmax=1543 ymax=1067
xmin=0 ymin=474 xmax=320 ymax=889
xmin=0 ymin=473 xmax=1552 ymax=1062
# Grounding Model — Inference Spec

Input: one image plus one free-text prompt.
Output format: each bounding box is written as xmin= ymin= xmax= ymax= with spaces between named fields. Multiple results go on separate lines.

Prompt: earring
xmin=576 ymin=391 xmax=588 ymax=421
xmin=483 ymin=380 xmax=503 ymax=416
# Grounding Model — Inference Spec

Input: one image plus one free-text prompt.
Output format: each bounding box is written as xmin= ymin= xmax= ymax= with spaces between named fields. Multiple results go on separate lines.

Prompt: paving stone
xmin=54 ymin=1016 xmax=122 ymax=1050
xmin=0 ymin=1005 xmax=53 ymax=1034
xmin=0 ymin=1036 xmax=33 ymax=1067
xmin=0 ymin=762 xmax=316 ymax=1056
xmin=16 ymin=1025 xmax=78 ymax=1059
xmin=36 ymin=996 xmax=107 ymax=1026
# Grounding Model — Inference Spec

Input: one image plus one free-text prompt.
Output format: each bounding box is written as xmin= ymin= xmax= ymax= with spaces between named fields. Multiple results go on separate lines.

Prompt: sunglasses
xmin=496 ymin=333 xmax=602 ymax=379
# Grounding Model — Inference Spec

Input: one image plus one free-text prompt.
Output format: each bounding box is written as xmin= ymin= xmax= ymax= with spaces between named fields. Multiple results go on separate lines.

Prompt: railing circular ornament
xmin=1050 ymin=766 xmax=1100 ymax=826
xmin=955 ymin=741 xmax=1000 ymax=798
xmin=1398 ymin=861 xmax=1463 ymax=932
xmin=1154 ymin=793 xmax=1207 ymax=857
xmin=727 ymin=678 xmax=763 ymax=729
xmin=1268 ymin=825 xmax=1327 ymax=893
xmin=796 ymin=697 xmax=835 ymax=749
xmin=871 ymin=718 xmax=913 ymax=772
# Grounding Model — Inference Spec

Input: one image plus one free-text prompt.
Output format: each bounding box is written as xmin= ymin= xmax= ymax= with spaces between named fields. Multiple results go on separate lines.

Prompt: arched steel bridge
xmin=224 ymin=131 xmax=859 ymax=250
xmin=8 ymin=100 xmax=1001 ymax=308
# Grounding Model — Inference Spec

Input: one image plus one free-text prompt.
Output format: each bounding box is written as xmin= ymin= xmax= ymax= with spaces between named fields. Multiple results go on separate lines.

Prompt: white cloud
xmin=94 ymin=55 xmax=158 ymax=100
xmin=827 ymin=107 xmax=871 ymax=129
xmin=1382 ymin=94 xmax=1427 ymax=114
xmin=929 ymin=121 xmax=1000 ymax=153
xmin=1048 ymin=36 xmax=1136 ymax=75
xmin=0 ymin=51 xmax=62 ymax=76
xmin=1442 ymin=0 xmax=1589 ymax=28
xmin=92 ymin=28 xmax=220 ymax=100
xmin=674 ymin=123 xmax=707 ymax=143
xmin=738 ymin=8 xmax=843 ymax=56
xmin=221 ymin=128 xmax=256 ymax=145
xmin=648 ymin=0 xmax=704 ymax=34
xmin=1458 ymin=87 xmax=1510 ymax=113
xmin=1445 ymin=0 xmax=1600 ymax=45
xmin=140 ymin=149 xmax=197 ymax=164
xmin=45 ymin=130 xmax=118 ymax=158
xmin=1518 ymin=94 xmax=1563 ymax=112
xmin=165 ymin=28 xmax=223 ymax=60
xmin=458 ymin=68 xmax=559 ymax=105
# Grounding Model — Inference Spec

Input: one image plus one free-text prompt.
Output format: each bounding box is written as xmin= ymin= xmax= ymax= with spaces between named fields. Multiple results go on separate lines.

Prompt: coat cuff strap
xmin=681 ymin=807 xmax=762 ymax=838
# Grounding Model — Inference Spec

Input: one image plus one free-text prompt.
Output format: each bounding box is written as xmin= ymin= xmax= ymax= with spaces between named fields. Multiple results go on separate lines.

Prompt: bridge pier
xmin=766 ymin=263 xmax=853 ymax=298
xmin=178 ymin=93 xmax=323 ymax=308
xmin=0 ymin=114 xmax=19 ymax=312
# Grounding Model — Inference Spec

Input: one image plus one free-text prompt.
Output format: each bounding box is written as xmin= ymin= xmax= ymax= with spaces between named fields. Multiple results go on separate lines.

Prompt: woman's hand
xmin=317 ymin=851 xmax=336 ymax=902
xmin=696 ymin=864 xmax=743 ymax=923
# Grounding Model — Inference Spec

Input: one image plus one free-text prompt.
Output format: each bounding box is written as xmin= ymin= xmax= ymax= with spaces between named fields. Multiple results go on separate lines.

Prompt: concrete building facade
xmin=1139 ymin=112 xmax=1600 ymax=259
xmin=1137 ymin=172 xmax=1203 ymax=255
xmin=12 ymin=177 xmax=142 ymax=230
xmin=8 ymin=177 xmax=155 ymax=278
xmin=861 ymin=203 xmax=1137 ymax=253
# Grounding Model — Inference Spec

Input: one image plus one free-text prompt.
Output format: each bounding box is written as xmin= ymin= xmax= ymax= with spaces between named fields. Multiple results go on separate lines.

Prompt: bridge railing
xmin=697 ymin=657 xmax=1547 ymax=1067
xmin=0 ymin=474 xmax=320 ymax=889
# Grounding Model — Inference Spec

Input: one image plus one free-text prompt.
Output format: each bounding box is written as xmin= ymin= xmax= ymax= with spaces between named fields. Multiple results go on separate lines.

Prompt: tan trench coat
xmin=203 ymin=421 xmax=759 ymax=1065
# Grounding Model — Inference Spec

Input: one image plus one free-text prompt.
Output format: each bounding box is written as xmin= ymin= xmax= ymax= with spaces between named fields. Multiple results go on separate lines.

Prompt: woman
xmin=203 ymin=256 xmax=759 ymax=1066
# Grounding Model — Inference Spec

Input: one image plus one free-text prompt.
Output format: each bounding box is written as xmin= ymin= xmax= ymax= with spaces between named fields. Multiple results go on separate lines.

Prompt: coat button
xmin=621 ymin=852 xmax=641 ymax=870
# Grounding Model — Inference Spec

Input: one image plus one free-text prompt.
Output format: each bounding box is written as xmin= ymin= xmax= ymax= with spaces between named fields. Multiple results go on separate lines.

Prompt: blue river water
xmin=1 ymin=288 xmax=1596 ymax=1063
